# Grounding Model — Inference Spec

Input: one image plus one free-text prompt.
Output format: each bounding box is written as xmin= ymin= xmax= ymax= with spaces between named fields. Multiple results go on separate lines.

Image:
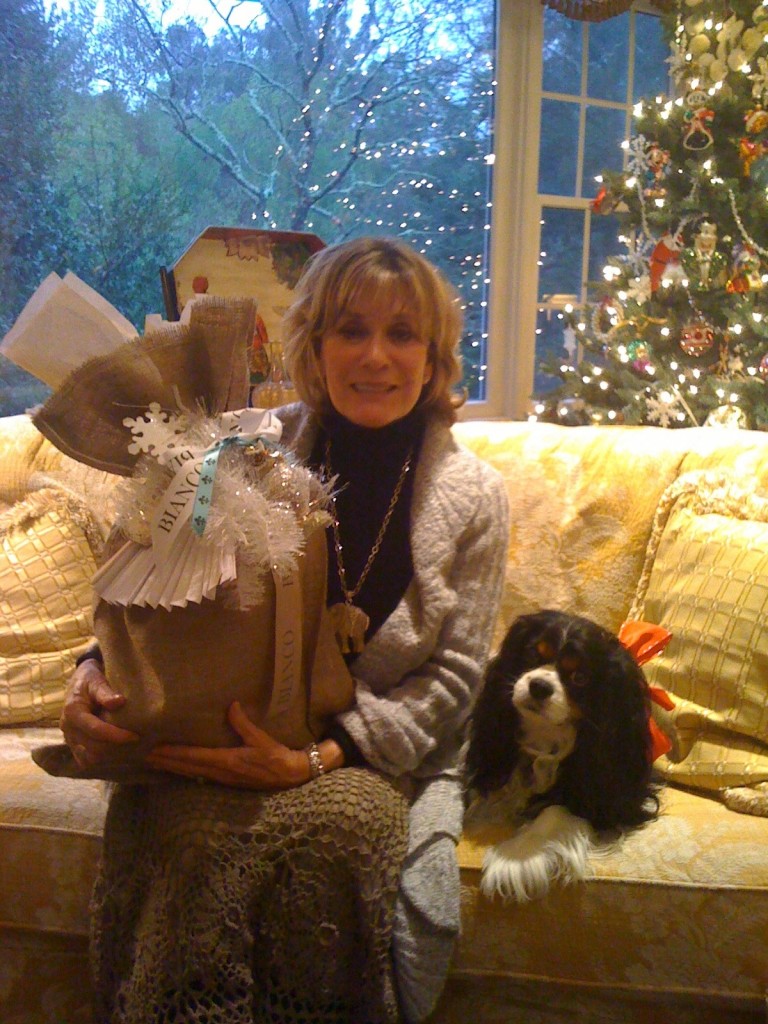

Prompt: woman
xmin=62 ymin=237 xmax=510 ymax=1023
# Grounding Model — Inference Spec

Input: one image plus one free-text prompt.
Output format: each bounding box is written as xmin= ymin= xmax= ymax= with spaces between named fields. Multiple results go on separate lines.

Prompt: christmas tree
xmin=535 ymin=0 xmax=768 ymax=430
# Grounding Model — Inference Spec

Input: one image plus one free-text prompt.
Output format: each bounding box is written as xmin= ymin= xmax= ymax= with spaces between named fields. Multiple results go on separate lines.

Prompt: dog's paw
xmin=479 ymin=805 xmax=594 ymax=903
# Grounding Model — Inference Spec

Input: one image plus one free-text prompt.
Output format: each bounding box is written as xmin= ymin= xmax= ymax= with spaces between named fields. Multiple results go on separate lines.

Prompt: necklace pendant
xmin=329 ymin=601 xmax=370 ymax=655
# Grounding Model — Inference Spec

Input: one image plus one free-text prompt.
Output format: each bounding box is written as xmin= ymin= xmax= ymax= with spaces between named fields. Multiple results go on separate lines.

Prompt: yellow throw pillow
xmin=0 ymin=488 xmax=102 ymax=725
xmin=630 ymin=471 xmax=768 ymax=814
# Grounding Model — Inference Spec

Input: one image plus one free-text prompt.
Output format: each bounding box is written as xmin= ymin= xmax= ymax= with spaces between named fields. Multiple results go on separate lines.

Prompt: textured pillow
xmin=629 ymin=471 xmax=768 ymax=815
xmin=0 ymin=415 xmax=66 ymax=508
xmin=0 ymin=488 xmax=103 ymax=725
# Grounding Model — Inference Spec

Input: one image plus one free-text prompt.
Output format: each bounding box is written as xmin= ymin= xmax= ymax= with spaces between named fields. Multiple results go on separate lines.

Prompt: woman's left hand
xmin=144 ymin=701 xmax=310 ymax=790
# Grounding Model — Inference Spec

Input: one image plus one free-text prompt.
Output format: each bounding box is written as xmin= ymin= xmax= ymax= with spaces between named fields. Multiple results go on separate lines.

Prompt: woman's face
xmin=319 ymin=291 xmax=433 ymax=428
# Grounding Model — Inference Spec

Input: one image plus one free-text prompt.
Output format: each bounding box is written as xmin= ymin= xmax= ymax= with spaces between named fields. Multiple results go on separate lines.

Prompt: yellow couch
xmin=2 ymin=413 xmax=768 ymax=1024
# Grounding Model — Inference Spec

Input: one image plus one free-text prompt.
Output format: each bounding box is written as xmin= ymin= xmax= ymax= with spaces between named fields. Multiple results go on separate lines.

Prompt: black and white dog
xmin=464 ymin=610 xmax=660 ymax=902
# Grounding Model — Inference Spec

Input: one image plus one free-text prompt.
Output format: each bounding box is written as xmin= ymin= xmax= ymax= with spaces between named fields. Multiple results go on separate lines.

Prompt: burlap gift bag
xmin=32 ymin=298 xmax=353 ymax=781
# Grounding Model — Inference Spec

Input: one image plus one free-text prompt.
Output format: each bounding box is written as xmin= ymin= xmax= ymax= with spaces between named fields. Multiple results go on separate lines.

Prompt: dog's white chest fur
xmin=513 ymin=668 xmax=578 ymax=794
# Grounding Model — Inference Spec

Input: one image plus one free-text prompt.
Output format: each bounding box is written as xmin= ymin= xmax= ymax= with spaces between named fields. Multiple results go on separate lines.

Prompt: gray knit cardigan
xmin=279 ymin=403 xmax=510 ymax=1022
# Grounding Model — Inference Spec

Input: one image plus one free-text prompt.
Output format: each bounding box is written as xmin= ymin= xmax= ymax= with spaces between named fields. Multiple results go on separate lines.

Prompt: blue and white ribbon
xmin=191 ymin=434 xmax=274 ymax=536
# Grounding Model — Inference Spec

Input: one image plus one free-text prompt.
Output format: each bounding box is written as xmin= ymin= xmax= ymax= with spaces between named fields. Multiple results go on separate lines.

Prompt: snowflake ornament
xmin=123 ymin=403 xmax=188 ymax=458
xmin=626 ymin=135 xmax=650 ymax=177
xmin=627 ymin=274 xmax=652 ymax=306
xmin=646 ymin=392 xmax=682 ymax=429
xmin=667 ymin=39 xmax=690 ymax=86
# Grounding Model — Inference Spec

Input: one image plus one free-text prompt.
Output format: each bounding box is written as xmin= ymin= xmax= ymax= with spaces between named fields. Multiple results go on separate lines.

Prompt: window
xmin=483 ymin=0 xmax=669 ymax=418
xmin=1 ymin=1 xmax=670 ymax=421
xmin=1 ymin=0 xmax=496 ymax=416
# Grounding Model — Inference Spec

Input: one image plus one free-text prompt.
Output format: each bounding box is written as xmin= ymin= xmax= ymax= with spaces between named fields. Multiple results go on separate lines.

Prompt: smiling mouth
xmin=352 ymin=383 xmax=396 ymax=393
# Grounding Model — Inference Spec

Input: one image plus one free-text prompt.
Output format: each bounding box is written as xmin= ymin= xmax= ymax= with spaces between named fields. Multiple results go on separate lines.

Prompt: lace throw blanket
xmin=91 ymin=769 xmax=410 ymax=1024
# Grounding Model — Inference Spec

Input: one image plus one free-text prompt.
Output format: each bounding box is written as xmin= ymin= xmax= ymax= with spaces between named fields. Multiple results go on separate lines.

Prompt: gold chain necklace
xmin=325 ymin=437 xmax=413 ymax=655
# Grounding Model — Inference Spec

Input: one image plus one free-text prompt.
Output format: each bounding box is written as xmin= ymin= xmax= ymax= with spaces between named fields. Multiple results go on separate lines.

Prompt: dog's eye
xmin=567 ymin=670 xmax=589 ymax=689
xmin=536 ymin=640 xmax=556 ymax=661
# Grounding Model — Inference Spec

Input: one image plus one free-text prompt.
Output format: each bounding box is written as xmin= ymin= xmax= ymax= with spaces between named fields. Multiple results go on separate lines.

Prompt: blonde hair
xmin=282 ymin=236 xmax=465 ymax=423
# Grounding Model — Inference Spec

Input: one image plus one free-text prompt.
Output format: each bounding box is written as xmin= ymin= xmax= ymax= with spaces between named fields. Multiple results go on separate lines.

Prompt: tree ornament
xmin=591 ymin=185 xmax=619 ymax=215
xmin=749 ymin=56 xmax=768 ymax=106
xmin=704 ymin=405 xmax=749 ymax=429
xmin=650 ymin=230 xmax=684 ymax=292
xmin=556 ymin=397 xmax=589 ymax=426
xmin=739 ymin=109 xmax=768 ymax=176
xmin=689 ymin=32 xmax=711 ymax=57
xmin=645 ymin=392 xmax=682 ymax=428
xmin=683 ymin=90 xmax=715 ymax=150
xmin=680 ymin=221 xmax=727 ymax=290
xmin=738 ymin=136 xmax=768 ymax=176
xmin=727 ymin=244 xmax=763 ymax=293
xmin=644 ymin=142 xmax=670 ymax=198
xmin=679 ymin=319 xmax=715 ymax=356
xmin=563 ymin=325 xmax=577 ymax=361
xmin=745 ymin=106 xmax=768 ymax=135
xmin=759 ymin=352 xmax=768 ymax=379
xmin=627 ymin=339 xmax=652 ymax=372
xmin=742 ymin=26 xmax=765 ymax=57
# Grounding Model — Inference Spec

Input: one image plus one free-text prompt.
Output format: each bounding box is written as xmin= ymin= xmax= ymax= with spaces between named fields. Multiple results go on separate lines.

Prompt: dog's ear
xmin=558 ymin=647 xmax=659 ymax=831
xmin=465 ymin=654 xmax=522 ymax=796
xmin=465 ymin=615 xmax=542 ymax=796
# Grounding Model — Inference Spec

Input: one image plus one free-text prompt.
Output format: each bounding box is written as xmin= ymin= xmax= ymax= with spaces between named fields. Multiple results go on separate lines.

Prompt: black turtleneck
xmin=310 ymin=405 xmax=426 ymax=652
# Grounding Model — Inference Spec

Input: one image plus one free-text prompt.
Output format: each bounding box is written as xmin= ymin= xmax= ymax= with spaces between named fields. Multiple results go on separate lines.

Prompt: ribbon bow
xmin=618 ymin=620 xmax=675 ymax=763
xmin=168 ymin=408 xmax=282 ymax=538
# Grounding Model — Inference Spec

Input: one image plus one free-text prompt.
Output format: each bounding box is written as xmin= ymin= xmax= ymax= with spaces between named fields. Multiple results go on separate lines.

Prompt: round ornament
xmin=708 ymin=58 xmax=728 ymax=82
xmin=680 ymin=319 xmax=715 ymax=356
xmin=689 ymin=32 xmax=711 ymax=56
xmin=759 ymin=352 xmax=768 ymax=379
xmin=741 ymin=26 xmax=764 ymax=56
xmin=627 ymin=339 xmax=652 ymax=372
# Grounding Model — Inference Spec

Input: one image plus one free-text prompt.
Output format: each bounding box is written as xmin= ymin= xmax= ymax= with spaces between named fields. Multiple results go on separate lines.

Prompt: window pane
xmin=539 ymin=99 xmax=580 ymax=195
xmin=587 ymin=213 xmax=623 ymax=295
xmin=587 ymin=13 xmax=630 ymax=102
xmin=634 ymin=12 xmax=670 ymax=101
xmin=538 ymin=207 xmax=584 ymax=300
xmin=534 ymin=308 xmax=571 ymax=394
xmin=542 ymin=8 xmax=582 ymax=95
xmin=582 ymin=105 xmax=627 ymax=196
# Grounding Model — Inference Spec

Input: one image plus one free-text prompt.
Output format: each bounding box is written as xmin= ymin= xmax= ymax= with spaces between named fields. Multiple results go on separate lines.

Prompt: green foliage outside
xmin=0 ymin=0 xmax=495 ymax=416
xmin=535 ymin=0 xmax=768 ymax=430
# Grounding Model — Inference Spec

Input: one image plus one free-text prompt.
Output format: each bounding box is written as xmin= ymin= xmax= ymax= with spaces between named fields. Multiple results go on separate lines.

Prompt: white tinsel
xmin=106 ymin=409 xmax=332 ymax=609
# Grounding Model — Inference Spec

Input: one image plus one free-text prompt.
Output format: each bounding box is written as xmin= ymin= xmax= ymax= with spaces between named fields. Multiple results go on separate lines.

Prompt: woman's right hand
xmin=60 ymin=659 xmax=139 ymax=769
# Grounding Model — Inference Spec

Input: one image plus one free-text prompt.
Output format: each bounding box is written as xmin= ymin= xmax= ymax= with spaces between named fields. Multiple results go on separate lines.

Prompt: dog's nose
xmin=528 ymin=676 xmax=555 ymax=701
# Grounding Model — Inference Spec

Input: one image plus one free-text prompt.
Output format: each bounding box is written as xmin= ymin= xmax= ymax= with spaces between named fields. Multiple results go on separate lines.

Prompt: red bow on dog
xmin=618 ymin=620 xmax=675 ymax=762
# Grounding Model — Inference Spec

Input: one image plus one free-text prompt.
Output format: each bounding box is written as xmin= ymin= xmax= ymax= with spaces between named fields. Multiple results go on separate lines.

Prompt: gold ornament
xmin=704 ymin=405 xmax=749 ymax=429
